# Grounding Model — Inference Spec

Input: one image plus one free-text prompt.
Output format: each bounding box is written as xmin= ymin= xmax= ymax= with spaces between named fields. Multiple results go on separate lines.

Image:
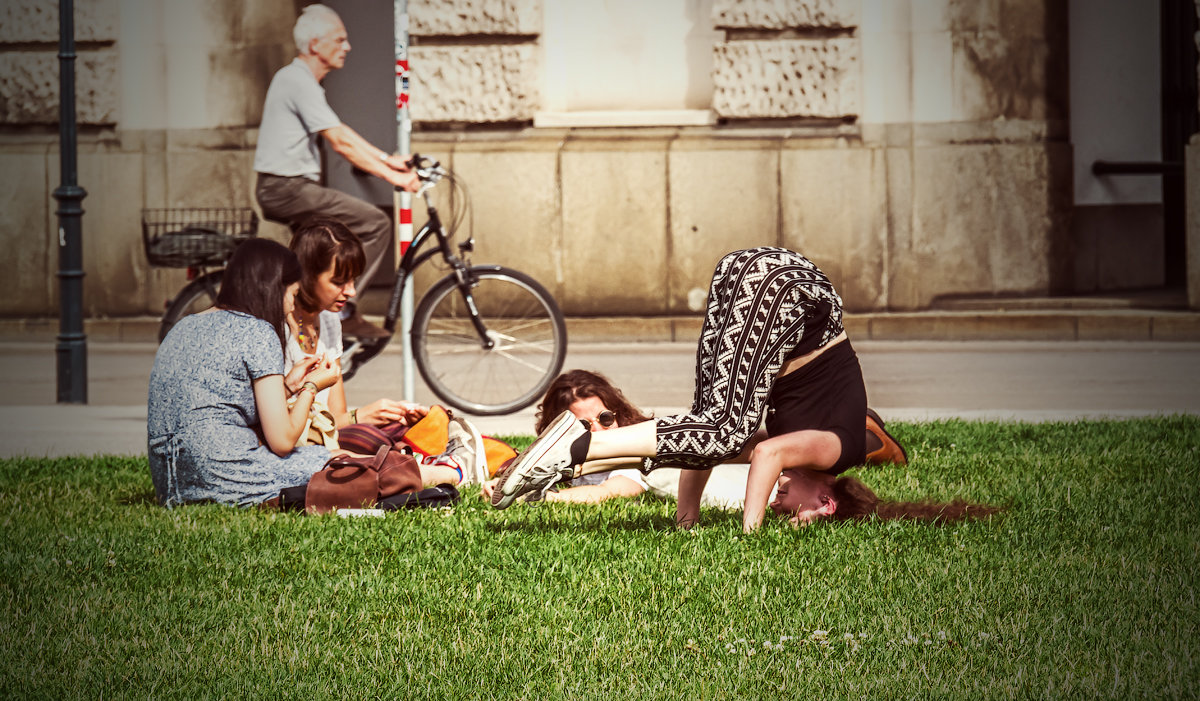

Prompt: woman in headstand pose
xmin=482 ymin=368 xmax=907 ymax=507
xmin=491 ymin=247 xmax=972 ymax=531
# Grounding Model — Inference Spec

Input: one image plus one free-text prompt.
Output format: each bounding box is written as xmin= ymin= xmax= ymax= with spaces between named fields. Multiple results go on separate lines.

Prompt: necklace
xmin=293 ymin=312 xmax=318 ymax=353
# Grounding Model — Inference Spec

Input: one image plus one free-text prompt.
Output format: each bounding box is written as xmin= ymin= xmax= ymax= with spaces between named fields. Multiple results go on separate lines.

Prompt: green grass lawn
xmin=2 ymin=417 xmax=1198 ymax=698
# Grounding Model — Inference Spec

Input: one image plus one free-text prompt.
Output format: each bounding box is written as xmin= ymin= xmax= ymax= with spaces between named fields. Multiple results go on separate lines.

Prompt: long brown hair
xmin=830 ymin=476 xmax=1002 ymax=523
xmin=289 ymin=217 xmax=365 ymax=314
xmin=534 ymin=369 xmax=651 ymax=433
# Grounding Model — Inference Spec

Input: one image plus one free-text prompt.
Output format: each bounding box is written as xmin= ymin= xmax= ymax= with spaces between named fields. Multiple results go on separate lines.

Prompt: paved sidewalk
xmin=2 ymin=337 xmax=1198 ymax=459
xmin=6 ymin=305 xmax=1200 ymax=344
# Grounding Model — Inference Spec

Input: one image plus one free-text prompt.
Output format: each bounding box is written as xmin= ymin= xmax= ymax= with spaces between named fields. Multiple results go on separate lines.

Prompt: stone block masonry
xmin=711 ymin=0 xmax=860 ymax=29
xmin=712 ymin=39 xmax=860 ymax=119
xmin=0 ymin=0 xmax=119 ymax=126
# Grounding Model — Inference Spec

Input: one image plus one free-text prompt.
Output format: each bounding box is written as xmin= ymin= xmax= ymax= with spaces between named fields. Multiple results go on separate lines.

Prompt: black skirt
xmin=764 ymin=339 xmax=867 ymax=474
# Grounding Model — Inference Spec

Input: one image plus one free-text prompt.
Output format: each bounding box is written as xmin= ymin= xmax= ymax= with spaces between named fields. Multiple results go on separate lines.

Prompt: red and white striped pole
xmin=394 ymin=0 xmax=415 ymax=401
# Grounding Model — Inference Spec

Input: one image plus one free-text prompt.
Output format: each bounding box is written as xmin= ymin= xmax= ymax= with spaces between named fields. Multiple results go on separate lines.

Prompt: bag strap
xmin=370 ymin=444 xmax=391 ymax=471
xmin=325 ymin=443 xmax=392 ymax=472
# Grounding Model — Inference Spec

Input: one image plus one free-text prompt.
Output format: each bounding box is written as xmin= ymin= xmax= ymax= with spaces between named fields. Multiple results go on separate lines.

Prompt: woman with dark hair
xmin=492 ymin=247 xmax=991 ymax=531
xmin=285 ymin=218 xmax=486 ymax=486
xmin=534 ymin=370 xmax=652 ymax=435
xmin=285 ymin=217 xmax=424 ymax=429
xmin=147 ymin=238 xmax=342 ymax=507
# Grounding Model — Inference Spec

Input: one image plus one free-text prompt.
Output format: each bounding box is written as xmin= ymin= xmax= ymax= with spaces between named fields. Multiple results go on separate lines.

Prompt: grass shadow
xmin=484 ymin=510 xmax=677 ymax=534
xmin=117 ymin=490 xmax=159 ymax=506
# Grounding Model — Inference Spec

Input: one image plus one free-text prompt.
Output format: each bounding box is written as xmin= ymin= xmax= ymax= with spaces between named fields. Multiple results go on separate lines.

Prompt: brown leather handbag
xmin=304 ymin=445 xmax=422 ymax=515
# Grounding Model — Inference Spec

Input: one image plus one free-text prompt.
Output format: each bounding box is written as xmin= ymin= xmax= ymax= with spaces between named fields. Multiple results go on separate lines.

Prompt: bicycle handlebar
xmin=398 ymin=153 xmax=446 ymax=197
xmin=407 ymin=153 xmax=444 ymax=180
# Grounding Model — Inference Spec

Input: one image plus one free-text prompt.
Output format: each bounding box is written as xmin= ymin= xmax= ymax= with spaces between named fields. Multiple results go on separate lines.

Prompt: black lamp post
xmin=52 ymin=0 xmax=87 ymax=403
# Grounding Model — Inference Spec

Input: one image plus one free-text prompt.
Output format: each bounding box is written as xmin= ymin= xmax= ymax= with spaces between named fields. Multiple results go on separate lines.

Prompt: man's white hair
xmin=294 ymin=4 xmax=341 ymax=55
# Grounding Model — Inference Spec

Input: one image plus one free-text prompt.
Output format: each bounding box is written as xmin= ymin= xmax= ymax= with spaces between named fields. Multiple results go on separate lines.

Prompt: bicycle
xmin=147 ymin=155 xmax=568 ymax=416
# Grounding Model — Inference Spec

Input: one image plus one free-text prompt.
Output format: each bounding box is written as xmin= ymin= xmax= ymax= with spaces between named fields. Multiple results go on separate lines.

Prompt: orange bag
xmin=401 ymin=405 xmax=517 ymax=479
xmin=401 ymin=405 xmax=451 ymax=457
xmin=481 ymin=436 xmax=517 ymax=478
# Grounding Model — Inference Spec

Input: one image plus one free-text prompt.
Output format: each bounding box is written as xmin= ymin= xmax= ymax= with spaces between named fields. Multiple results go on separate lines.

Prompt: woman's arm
xmin=255 ymin=357 xmax=341 ymax=456
xmin=338 ymin=384 xmax=427 ymax=427
xmin=675 ymin=468 xmax=712 ymax=529
xmin=674 ymin=429 xmax=767 ymax=528
xmin=544 ymin=476 xmax=645 ymax=504
xmin=742 ymin=430 xmax=842 ymax=531
xmin=254 ymin=374 xmax=318 ymax=456
xmin=327 ymin=370 xmax=350 ymax=425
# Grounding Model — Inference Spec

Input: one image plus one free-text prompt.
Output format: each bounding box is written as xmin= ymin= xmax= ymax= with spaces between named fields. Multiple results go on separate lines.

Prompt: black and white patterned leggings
xmin=646 ymin=247 xmax=845 ymax=471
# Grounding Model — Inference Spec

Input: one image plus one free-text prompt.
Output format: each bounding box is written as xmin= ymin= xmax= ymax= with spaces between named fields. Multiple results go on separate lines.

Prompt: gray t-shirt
xmin=253 ymin=58 xmax=342 ymax=180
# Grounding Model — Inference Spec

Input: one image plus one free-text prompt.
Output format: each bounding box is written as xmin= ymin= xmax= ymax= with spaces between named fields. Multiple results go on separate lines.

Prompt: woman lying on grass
xmin=482 ymin=369 xmax=909 ymax=508
xmin=482 ymin=370 xmax=654 ymax=504
xmin=491 ymin=247 xmax=998 ymax=531
xmin=147 ymin=238 xmax=462 ymax=508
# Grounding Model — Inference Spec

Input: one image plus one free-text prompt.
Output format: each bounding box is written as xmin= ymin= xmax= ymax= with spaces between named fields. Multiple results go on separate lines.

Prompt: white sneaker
xmin=443 ymin=416 xmax=488 ymax=485
xmin=490 ymin=410 xmax=590 ymax=510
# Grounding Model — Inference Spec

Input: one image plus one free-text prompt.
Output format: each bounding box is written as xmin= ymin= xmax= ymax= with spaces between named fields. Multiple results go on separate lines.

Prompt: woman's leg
xmin=580 ymin=421 xmax=657 ymax=461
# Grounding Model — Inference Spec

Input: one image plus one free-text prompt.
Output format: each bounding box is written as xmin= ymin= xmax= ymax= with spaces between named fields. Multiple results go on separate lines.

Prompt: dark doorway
xmin=1162 ymin=0 xmax=1199 ymax=286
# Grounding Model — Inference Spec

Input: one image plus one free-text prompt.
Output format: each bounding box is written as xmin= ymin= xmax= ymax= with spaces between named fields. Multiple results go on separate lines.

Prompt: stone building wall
xmin=408 ymin=0 xmax=540 ymax=123
xmin=397 ymin=0 xmax=1070 ymax=314
xmin=0 ymin=0 xmax=120 ymax=125
xmin=711 ymin=0 xmax=859 ymax=120
xmin=0 ymin=0 xmax=1079 ymax=319
xmin=0 ymin=0 xmax=293 ymax=318
xmin=1 ymin=0 xmax=120 ymax=317
xmin=1189 ymin=0 xmax=1200 ymax=308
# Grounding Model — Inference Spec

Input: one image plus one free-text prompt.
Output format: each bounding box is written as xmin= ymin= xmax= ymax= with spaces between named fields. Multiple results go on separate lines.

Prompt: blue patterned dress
xmin=147 ymin=310 xmax=330 ymax=506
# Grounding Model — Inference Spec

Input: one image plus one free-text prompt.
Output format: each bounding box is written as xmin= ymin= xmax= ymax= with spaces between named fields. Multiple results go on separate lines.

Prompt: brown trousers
xmin=255 ymin=173 xmax=392 ymax=297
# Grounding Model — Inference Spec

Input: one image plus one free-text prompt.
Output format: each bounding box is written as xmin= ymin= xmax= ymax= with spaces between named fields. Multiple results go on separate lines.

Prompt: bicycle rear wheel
xmin=159 ymin=271 xmax=223 ymax=342
xmin=413 ymin=266 xmax=566 ymax=415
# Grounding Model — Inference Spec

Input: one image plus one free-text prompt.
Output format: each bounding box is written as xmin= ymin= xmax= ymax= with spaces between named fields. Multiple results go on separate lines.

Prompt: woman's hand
xmin=284 ymin=356 xmax=321 ymax=395
xmin=353 ymin=399 xmax=427 ymax=426
xmin=305 ymin=355 xmax=342 ymax=392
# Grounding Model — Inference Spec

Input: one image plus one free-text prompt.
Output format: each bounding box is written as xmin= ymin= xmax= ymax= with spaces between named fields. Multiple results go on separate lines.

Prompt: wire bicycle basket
xmin=141 ymin=207 xmax=259 ymax=268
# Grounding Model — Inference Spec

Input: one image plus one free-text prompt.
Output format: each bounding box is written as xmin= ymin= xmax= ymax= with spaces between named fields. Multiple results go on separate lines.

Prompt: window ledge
xmin=533 ymin=110 xmax=717 ymax=128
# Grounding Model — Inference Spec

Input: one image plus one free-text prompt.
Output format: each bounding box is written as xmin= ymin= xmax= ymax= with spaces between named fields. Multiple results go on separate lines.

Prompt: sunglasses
xmin=586 ymin=410 xmax=617 ymax=428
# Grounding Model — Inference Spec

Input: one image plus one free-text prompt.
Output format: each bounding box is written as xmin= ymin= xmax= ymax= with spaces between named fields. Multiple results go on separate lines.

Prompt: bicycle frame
xmin=343 ymin=190 xmax=490 ymax=370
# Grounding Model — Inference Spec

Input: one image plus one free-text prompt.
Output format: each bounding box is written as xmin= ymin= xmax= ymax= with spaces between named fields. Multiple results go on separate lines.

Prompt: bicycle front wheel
xmin=413 ymin=266 xmax=566 ymax=415
xmin=159 ymin=271 xmax=223 ymax=342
